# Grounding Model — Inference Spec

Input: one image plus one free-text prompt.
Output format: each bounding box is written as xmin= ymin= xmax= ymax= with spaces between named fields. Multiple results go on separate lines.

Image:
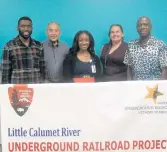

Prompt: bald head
xmin=137 ymin=16 xmax=152 ymax=38
xmin=47 ymin=22 xmax=61 ymax=42
xmin=137 ymin=16 xmax=152 ymax=26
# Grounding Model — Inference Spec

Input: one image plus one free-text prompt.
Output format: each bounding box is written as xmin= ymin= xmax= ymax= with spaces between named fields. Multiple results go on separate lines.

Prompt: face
xmin=109 ymin=26 xmax=123 ymax=43
xmin=47 ymin=23 xmax=61 ymax=42
xmin=137 ymin=17 xmax=152 ymax=37
xmin=78 ymin=33 xmax=90 ymax=51
xmin=18 ymin=20 xmax=32 ymax=39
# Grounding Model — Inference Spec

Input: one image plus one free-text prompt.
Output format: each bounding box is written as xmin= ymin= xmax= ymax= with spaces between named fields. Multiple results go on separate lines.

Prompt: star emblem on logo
xmin=145 ymin=84 xmax=163 ymax=104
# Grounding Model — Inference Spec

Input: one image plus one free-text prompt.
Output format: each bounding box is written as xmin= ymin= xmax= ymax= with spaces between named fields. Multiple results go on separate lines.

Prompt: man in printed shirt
xmin=1 ymin=16 xmax=46 ymax=84
xmin=124 ymin=16 xmax=167 ymax=80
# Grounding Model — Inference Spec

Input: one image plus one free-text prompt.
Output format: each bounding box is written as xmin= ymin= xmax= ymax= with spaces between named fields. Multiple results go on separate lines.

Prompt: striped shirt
xmin=1 ymin=36 xmax=46 ymax=84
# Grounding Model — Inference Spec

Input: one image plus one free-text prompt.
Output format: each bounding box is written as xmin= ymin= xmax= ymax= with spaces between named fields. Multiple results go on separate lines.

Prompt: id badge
xmin=91 ymin=65 xmax=96 ymax=73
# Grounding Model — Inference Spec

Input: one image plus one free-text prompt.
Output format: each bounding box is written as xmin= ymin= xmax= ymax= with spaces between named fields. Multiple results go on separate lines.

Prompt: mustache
xmin=19 ymin=30 xmax=32 ymax=39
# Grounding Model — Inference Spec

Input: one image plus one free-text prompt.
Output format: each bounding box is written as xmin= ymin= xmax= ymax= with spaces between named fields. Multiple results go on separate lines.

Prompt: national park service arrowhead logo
xmin=8 ymin=84 xmax=34 ymax=116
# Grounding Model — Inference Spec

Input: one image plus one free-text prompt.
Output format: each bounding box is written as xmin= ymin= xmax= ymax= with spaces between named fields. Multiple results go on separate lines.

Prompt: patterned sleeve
xmin=1 ymin=45 xmax=12 ymax=84
xmin=159 ymin=41 xmax=167 ymax=69
xmin=39 ymin=45 xmax=47 ymax=82
xmin=123 ymin=47 xmax=132 ymax=66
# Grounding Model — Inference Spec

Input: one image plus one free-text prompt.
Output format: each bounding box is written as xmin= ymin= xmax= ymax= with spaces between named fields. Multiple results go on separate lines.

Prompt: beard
xmin=19 ymin=30 xmax=32 ymax=39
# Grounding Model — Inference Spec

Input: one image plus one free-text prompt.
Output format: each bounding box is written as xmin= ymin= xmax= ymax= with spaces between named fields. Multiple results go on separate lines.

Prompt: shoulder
xmin=102 ymin=42 xmax=110 ymax=50
xmin=100 ymin=42 xmax=110 ymax=55
xmin=59 ymin=41 xmax=69 ymax=48
xmin=103 ymin=42 xmax=110 ymax=47
xmin=122 ymin=41 xmax=128 ymax=47
xmin=32 ymin=38 xmax=42 ymax=46
xmin=127 ymin=39 xmax=139 ymax=53
xmin=120 ymin=41 xmax=128 ymax=51
xmin=125 ymin=39 xmax=139 ymax=56
xmin=3 ymin=37 xmax=18 ymax=50
xmin=58 ymin=41 xmax=69 ymax=52
xmin=128 ymin=38 xmax=139 ymax=46
xmin=42 ymin=40 xmax=49 ymax=46
xmin=150 ymin=37 xmax=167 ymax=48
xmin=42 ymin=40 xmax=50 ymax=51
xmin=32 ymin=38 xmax=43 ymax=49
xmin=92 ymin=54 xmax=100 ymax=61
xmin=65 ymin=51 xmax=75 ymax=60
xmin=58 ymin=41 xmax=69 ymax=54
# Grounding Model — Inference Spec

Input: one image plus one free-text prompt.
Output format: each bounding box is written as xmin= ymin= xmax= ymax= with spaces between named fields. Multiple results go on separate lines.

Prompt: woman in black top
xmin=100 ymin=24 xmax=128 ymax=81
xmin=63 ymin=30 xmax=101 ymax=82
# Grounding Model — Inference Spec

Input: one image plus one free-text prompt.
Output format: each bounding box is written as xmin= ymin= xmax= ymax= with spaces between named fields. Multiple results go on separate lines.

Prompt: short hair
xmin=70 ymin=30 xmax=95 ymax=56
xmin=47 ymin=22 xmax=60 ymax=27
xmin=137 ymin=16 xmax=152 ymax=27
xmin=108 ymin=24 xmax=124 ymax=37
xmin=18 ymin=16 xmax=32 ymax=25
xmin=47 ymin=22 xmax=60 ymax=31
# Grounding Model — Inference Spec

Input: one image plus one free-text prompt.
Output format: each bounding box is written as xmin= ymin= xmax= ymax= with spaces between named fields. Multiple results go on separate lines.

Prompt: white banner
xmin=1 ymin=81 xmax=167 ymax=152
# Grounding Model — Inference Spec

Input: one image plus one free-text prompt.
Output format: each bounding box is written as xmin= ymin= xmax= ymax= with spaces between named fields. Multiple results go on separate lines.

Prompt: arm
xmin=39 ymin=47 xmax=47 ymax=82
xmin=63 ymin=53 xmax=73 ymax=82
xmin=161 ymin=67 xmax=167 ymax=80
xmin=99 ymin=45 xmax=105 ymax=73
xmin=159 ymin=41 xmax=167 ymax=80
xmin=127 ymin=66 xmax=133 ymax=80
xmin=94 ymin=55 xmax=102 ymax=78
xmin=1 ymin=46 xmax=12 ymax=84
xmin=123 ymin=46 xmax=133 ymax=80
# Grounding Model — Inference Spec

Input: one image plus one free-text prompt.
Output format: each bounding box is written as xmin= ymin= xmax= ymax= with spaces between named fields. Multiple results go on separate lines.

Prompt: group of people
xmin=1 ymin=16 xmax=167 ymax=84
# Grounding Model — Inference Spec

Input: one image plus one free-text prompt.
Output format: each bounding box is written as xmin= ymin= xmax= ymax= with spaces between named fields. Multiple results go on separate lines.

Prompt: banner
xmin=1 ymin=81 xmax=167 ymax=152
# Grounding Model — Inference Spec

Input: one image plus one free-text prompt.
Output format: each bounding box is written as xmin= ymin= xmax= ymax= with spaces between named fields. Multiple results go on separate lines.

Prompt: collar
xmin=137 ymin=36 xmax=153 ymax=46
xmin=15 ymin=35 xmax=36 ymax=47
xmin=107 ymin=41 xmax=123 ymax=49
xmin=48 ymin=40 xmax=59 ymax=48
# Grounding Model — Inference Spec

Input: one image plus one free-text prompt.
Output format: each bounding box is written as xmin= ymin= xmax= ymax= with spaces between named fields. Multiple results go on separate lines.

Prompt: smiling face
xmin=137 ymin=17 xmax=152 ymax=38
xmin=47 ymin=23 xmax=61 ymax=42
xmin=18 ymin=20 xmax=32 ymax=39
xmin=78 ymin=33 xmax=90 ymax=51
xmin=109 ymin=25 xmax=123 ymax=43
